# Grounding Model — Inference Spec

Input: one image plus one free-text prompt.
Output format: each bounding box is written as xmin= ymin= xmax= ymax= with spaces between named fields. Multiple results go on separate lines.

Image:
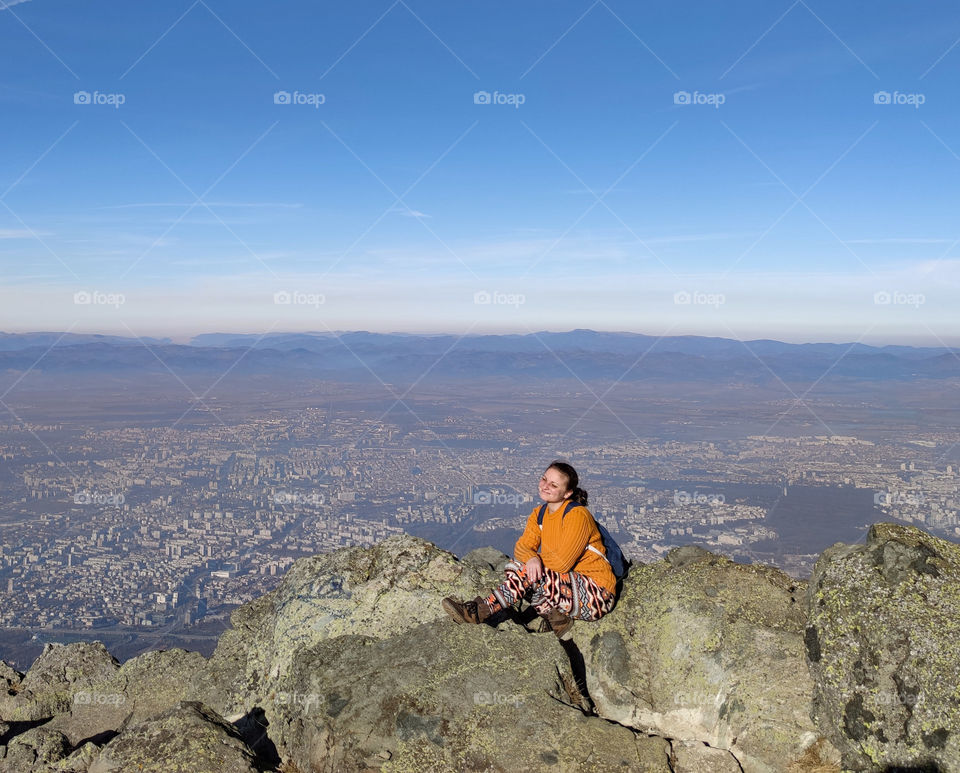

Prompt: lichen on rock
xmin=807 ymin=522 xmax=960 ymax=771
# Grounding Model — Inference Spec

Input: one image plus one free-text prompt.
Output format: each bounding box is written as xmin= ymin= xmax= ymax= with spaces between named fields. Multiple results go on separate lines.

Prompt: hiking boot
xmin=442 ymin=596 xmax=492 ymax=625
xmin=541 ymin=608 xmax=575 ymax=640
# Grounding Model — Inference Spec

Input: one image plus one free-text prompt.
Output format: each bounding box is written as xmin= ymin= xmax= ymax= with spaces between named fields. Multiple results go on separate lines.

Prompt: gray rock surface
xmin=268 ymin=620 xmax=670 ymax=772
xmin=807 ymin=522 xmax=960 ymax=770
xmin=670 ymin=740 xmax=744 ymax=772
xmin=0 ymin=643 xmax=119 ymax=723
xmin=0 ymin=661 xmax=21 ymax=696
xmin=44 ymin=647 xmax=208 ymax=747
xmin=575 ymin=545 xmax=841 ymax=772
xmin=0 ymin=724 xmax=70 ymax=772
xmin=198 ymin=534 xmax=497 ymax=717
xmin=461 ymin=545 xmax=511 ymax=574
xmin=6 ymin=527 xmax=960 ymax=772
xmin=89 ymin=700 xmax=258 ymax=773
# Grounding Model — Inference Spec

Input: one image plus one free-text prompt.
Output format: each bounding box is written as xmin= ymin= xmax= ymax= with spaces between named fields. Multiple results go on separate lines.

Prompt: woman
xmin=442 ymin=460 xmax=616 ymax=639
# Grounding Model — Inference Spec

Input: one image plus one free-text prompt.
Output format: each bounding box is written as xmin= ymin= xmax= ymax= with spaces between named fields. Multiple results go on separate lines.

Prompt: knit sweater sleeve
xmin=513 ymin=509 xmax=542 ymax=564
xmin=540 ymin=506 xmax=591 ymax=573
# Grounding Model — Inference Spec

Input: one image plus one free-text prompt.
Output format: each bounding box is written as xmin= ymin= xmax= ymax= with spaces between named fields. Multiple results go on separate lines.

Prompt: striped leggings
xmin=485 ymin=560 xmax=615 ymax=622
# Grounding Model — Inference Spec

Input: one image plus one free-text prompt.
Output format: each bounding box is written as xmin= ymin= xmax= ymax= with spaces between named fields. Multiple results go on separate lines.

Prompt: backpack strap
xmin=536 ymin=503 xmax=547 ymax=527
xmin=537 ymin=500 xmax=578 ymax=527
xmin=536 ymin=501 xmax=611 ymax=566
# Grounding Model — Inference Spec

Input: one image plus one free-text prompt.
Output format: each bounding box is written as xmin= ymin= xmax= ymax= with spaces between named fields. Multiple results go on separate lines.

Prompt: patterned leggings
xmin=484 ymin=560 xmax=615 ymax=621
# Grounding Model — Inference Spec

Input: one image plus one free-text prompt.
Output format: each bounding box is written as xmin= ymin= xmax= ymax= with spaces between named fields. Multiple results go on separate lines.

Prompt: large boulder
xmin=89 ymin=701 xmax=259 ymax=773
xmin=44 ymin=648 xmax=209 ymax=748
xmin=0 ymin=724 xmax=70 ymax=772
xmin=198 ymin=534 xmax=498 ymax=716
xmin=576 ymin=545 xmax=841 ymax=772
xmin=806 ymin=522 xmax=960 ymax=770
xmin=0 ymin=643 xmax=119 ymax=722
xmin=268 ymin=619 xmax=671 ymax=772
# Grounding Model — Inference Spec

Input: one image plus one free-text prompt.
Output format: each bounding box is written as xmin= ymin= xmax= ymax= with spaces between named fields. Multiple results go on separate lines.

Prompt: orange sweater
xmin=514 ymin=499 xmax=617 ymax=594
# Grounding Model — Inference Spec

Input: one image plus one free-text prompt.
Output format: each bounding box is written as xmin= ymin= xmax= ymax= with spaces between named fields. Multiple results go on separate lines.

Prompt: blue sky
xmin=1 ymin=0 xmax=958 ymax=344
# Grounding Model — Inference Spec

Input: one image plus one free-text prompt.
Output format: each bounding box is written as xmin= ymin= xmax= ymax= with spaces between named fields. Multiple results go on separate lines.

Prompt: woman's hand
xmin=525 ymin=555 xmax=544 ymax=583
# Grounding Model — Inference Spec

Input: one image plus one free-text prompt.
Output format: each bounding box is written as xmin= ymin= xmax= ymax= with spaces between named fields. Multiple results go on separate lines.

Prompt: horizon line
xmin=1 ymin=327 xmax=957 ymax=351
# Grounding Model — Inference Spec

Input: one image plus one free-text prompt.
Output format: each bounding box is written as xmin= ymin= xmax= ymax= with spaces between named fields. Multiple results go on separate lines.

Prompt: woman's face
xmin=538 ymin=467 xmax=572 ymax=504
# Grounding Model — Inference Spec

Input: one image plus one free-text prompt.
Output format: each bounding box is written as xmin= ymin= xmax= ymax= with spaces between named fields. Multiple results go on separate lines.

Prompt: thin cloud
xmin=0 ymin=0 xmax=34 ymax=9
xmin=843 ymin=237 xmax=953 ymax=244
xmin=97 ymin=202 xmax=303 ymax=209
xmin=724 ymin=82 xmax=763 ymax=96
xmin=562 ymin=188 xmax=639 ymax=196
xmin=644 ymin=232 xmax=756 ymax=244
xmin=0 ymin=229 xmax=44 ymax=239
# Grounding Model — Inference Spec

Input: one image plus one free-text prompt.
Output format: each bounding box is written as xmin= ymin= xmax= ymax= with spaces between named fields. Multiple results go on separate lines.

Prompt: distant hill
xmin=0 ymin=329 xmax=957 ymax=382
xmin=0 ymin=332 xmax=172 ymax=351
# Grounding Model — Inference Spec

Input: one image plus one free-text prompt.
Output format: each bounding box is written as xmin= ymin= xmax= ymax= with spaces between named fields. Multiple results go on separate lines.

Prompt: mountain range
xmin=0 ymin=329 xmax=957 ymax=382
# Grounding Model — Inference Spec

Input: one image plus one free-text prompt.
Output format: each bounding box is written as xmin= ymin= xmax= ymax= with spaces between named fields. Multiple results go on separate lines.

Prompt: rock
xmin=36 ymin=741 xmax=100 ymax=773
xmin=24 ymin=530 xmax=960 ymax=772
xmin=0 ymin=643 xmax=119 ymax=722
xmin=268 ymin=620 xmax=670 ymax=772
xmin=671 ymin=740 xmax=744 ymax=772
xmin=0 ymin=724 xmax=69 ymax=772
xmin=576 ymin=548 xmax=840 ymax=772
xmin=45 ymin=647 xmax=208 ymax=748
xmin=665 ymin=544 xmax=714 ymax=569
xmin=807 ymin=522 xmax=960 ymax=770
xmin=0 ymin=661 xmax=22 ymax=702
xmin=90 ymin=700 xmax=258 ymax=773
xmin=199 ymin=534 xmax=495 ymax=715
xmin=461 ymin=546 xmax=511 ymax=574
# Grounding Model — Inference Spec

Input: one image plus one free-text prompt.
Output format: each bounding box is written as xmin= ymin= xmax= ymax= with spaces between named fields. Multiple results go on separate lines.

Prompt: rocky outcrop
xmin=807 ymin=522 xmax=960 ymax=770
xmin=0 ymin=724 xmax=71 ymax=771
xmin=45 ymin=647 xmax=209 ymax=749
xmin=90 ymin=701 xmax=259 ymax=773
xmin=0 ymin=642 xmax=119 ymax=723
xmin=575 ymin=544 xmax=839 ymax=772
xmin=197 ymin=536 xmax=503 ymax=718
xmin=2 ymin=525 xmax=959 ymax=771
xmin=268 ymin=621 xmax=669 ymax=772
xmin=200 ymin=536 xmax=672 ymax=770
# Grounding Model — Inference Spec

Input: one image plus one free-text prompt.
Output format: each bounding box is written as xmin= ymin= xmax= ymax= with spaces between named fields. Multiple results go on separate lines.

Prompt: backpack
xmin=536 ymin=500 xmax=629 ymax=579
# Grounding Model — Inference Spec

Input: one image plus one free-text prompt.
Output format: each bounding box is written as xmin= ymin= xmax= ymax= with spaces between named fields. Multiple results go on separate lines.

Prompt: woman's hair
xmin=547 ymin=460 xmax=588 ymax=507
